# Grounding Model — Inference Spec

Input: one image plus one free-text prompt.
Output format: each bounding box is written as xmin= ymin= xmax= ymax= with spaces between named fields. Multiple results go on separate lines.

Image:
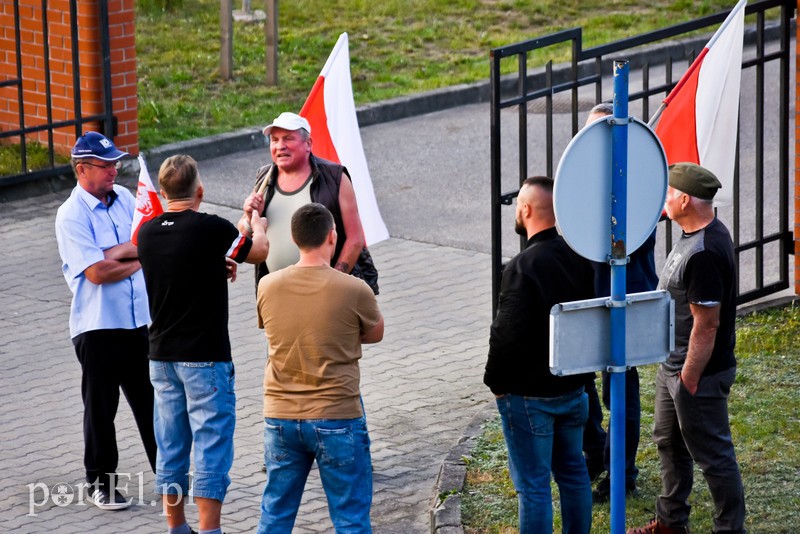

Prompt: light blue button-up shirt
xmin=55 ymin=183 xmax=150 ymax=338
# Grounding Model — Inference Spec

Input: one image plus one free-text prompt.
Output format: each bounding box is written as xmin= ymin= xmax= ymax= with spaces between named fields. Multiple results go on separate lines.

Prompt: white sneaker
xmin=86 ymin=488 xmax=130 ymax=510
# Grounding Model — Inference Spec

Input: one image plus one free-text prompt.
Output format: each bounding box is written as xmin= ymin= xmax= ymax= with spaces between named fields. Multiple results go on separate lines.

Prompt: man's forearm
xmin=238 ymin=213 xmax=253 ymax=236
xmin=681 ymin=325 xmax=716 ymax=392
xmin=681 ymin=303 xmax=721 ymax=393
xmin=103 ymin=241 xmax=138 ymax=261
xmin=334 ymin=239 xmax=362 ymax=273
xmin=84 ymin=258 xmax=142 ymax=285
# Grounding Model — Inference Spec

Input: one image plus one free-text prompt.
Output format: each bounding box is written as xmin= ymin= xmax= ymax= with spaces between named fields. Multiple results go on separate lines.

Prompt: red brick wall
xmin=0 ymin=0 xmax=137 ymax=157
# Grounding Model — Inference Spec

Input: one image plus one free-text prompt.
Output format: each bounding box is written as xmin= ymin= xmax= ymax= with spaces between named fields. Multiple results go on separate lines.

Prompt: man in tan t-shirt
xmin=255 ymin=202 xmax=384 ymax=533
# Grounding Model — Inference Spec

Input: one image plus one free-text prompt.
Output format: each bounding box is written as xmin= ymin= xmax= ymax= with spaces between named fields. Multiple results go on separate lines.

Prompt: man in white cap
xmin=55 ymin=131 xmax=157 ymax=510
xmin=238 ymin=111 xmax=376 ymax=294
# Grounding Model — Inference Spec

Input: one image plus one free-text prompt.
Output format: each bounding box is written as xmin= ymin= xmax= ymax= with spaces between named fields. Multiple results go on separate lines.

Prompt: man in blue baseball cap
xmin=55 ymin=132 xmax=157 ymax=511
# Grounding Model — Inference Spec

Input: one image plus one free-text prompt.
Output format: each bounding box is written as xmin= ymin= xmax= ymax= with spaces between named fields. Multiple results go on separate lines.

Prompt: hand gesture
xmin=243 ymin=192 xmax=265 ymax=220
xmin=250 ymin=207 xmax=268 ymax=234
xmin=225 ymin=257 xmax=238 ymax=282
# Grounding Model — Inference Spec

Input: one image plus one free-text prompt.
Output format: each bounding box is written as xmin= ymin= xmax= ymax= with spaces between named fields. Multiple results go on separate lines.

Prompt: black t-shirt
xmin=658 ymin=217 xmax=736 ymax=375
xmin=138 ymin=210 xmax=252 ymax=362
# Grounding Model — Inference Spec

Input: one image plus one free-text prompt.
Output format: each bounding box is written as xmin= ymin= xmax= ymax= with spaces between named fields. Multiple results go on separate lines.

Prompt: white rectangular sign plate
xmin=549 ymin=290 xmax=674 ymax=376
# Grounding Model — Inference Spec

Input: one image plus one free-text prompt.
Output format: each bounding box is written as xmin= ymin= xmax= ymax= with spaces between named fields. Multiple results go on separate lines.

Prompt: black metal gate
xmin=489 ymin=0 xmax=794 ymax=315
xmin=0 ymin=0 xmax=115 ymax=189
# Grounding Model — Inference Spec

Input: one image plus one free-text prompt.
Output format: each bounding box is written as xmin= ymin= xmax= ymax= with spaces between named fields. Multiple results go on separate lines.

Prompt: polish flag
xmin=130 ymin=155 xmax=163 ymax=245
xmin=653 ymin=0 xmax=746 ymax=206
xmin=299 ymin=32 xmax=389 ymax=245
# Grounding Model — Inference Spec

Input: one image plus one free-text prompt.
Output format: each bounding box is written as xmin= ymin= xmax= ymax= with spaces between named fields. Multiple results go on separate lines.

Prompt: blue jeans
xmin=257 ymin=416 xmax=373 ymax=533
xmin=150 ymin=361 xmax=236 ymax=502
xmin=496 ymin=389 xmax=592 ymax=534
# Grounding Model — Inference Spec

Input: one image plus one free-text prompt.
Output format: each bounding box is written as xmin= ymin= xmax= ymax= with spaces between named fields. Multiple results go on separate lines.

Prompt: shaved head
xmin=515 ymin=176 xmax=555 ymax=237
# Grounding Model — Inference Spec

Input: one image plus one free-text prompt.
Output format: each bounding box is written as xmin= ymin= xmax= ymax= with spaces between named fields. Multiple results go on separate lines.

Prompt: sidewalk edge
xmin=429 ymin=401 xmax=495 ymax=534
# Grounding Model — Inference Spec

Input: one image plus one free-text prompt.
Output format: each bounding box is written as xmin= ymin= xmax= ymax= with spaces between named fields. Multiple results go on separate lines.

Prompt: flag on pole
xmin=653 ymin=0 xmax=746 ymax=206
xmin=299 ymin=32 xmax=389 ymax=245
xmin=131 ymin=155 xmax=163 ymax=245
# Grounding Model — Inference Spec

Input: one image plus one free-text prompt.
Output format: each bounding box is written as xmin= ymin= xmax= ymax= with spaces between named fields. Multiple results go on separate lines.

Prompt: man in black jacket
xmin=484 ymin=176 xmax=595 ymax=534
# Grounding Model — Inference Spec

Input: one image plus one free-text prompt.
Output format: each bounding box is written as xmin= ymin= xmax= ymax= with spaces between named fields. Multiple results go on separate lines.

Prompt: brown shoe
xmin=627 ymin=517 xmax=690 ymax=534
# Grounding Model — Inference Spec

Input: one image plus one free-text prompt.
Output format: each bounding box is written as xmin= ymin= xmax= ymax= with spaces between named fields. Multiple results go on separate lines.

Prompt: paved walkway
xmin=0 ymin=191 xmax=494 ymax=533
xmin=2 ymin=31 xmax=792 ymax=534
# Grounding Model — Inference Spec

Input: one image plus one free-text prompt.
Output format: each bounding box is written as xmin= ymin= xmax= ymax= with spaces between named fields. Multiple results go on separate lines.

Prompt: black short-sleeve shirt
xmin=658 ymin=217 xmax=736 ymax=375
xmin=138 ymin=210 xmax=252 ymax=362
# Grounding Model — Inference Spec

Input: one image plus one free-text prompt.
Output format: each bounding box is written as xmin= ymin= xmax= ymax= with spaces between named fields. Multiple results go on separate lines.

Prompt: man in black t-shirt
xmin=628 ymin=163 xmax=744 ymax=534
xmin=138 ymin=155 xmax=268 ymax=534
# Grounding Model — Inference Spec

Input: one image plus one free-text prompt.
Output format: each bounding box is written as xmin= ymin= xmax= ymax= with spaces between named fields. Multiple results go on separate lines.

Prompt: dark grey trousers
xmin=653 ymin=365 xmax=746 ymax=533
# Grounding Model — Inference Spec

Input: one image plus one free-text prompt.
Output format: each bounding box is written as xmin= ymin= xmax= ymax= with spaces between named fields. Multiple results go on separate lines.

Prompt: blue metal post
xmin=609 ymin=60 xmax=629 ymax=534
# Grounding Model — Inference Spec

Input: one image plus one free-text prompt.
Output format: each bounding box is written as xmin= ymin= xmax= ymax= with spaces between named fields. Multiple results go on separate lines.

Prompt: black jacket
xmin=484 ymin=227 xmax=595 ymax=397
xmin=252 ymin=154 xmax=349 ymax=286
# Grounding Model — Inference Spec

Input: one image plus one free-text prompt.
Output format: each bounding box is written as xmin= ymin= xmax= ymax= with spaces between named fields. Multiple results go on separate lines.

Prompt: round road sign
xmin=553 ymin=116 xmax=668 ymax=263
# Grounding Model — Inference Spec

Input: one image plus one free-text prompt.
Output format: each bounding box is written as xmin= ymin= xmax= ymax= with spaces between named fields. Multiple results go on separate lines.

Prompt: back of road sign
xmin=553 ymin=116 xmax=668 ymax=263
xmin=549 ymin=290 xmax=674 ymax=376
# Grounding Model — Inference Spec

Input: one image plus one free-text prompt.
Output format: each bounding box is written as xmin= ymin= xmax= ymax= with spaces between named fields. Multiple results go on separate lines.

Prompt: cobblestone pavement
xmin=0 ymin=191 xmax=494 ymax=533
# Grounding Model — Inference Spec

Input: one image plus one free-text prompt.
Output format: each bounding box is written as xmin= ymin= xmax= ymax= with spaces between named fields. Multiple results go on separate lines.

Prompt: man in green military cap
xmin=628 ymin=162 xmax=745 ymax=534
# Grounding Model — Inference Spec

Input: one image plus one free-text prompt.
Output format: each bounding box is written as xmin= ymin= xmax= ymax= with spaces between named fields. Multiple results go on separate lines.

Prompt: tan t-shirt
xmin=257 ymin=265 xmax=382 ymax=419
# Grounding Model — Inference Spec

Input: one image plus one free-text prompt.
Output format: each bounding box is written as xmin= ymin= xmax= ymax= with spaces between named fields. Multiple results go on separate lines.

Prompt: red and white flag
xmin=130 ymin=155 xmax=163 ymax=245
xmin=299 ymin=32 xmax=389 ymax=245
xmin=654 ymin=0 xmax=746 ymax=205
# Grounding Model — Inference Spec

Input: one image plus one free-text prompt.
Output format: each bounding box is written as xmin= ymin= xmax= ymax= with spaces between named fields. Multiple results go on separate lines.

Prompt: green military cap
xmin=668 ymin=162 xmax=722 ymax=200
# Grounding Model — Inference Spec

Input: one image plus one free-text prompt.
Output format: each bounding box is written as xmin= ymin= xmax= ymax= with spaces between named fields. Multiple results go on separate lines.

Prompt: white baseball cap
xmin=262 ymin=112 xmax=311 ymax=136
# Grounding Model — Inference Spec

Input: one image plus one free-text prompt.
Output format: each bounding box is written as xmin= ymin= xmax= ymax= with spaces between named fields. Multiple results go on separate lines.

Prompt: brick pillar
xmin=795 ymin=0 xmax=800 ymax=295
xmin=0 ymin=0 xmax=137 ymax=157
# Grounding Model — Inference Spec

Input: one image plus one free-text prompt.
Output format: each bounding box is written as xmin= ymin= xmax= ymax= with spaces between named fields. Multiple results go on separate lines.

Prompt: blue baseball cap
xmin=71 ymin=131 xmax=129 ymax=161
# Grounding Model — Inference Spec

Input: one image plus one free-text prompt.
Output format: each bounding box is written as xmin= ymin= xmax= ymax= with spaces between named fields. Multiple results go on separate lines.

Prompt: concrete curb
xmin=737 ymin=294 xmax=799 ymax=316
xmin=430 ymin=401 xmax=497 ymax=534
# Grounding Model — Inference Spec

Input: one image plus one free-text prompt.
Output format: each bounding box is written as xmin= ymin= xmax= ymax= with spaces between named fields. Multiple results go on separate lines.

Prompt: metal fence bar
xmin=69 ymin=0 xmax=83 ymax=142
xmin=12 ymin=0 xmax=27 ymax=173
xmin=545 ymin=61 xmax=553 ymax=179
xmin=0 ymin=1 xmax=115 ymax=184
xmin=489 ymin=47 xmax=504 ymax=318
xmin=777 ymin=1 xmax=792 ymax=297
xmin=754 ymin=12 xmax=766 ymax=290
xmin=0 ymin=114 xmax=113 ymax=141
xmin=98 ymin=0 xmax=116 ymax=138
xmin=489 ymin=0 xmax=795 ymax=311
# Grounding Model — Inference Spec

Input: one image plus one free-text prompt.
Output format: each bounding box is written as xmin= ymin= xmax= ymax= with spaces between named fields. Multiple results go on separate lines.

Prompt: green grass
xmin=0 ymin=142 xmax=70 ymax=178
xmin=462 ymin=303 xmax=800 ymax=533
xmin=134 ymin=0 xmax=754 ymax=149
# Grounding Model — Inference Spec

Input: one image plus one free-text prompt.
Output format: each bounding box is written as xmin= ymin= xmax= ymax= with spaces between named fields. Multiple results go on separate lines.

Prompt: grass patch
xmin=134 ymin=0 xmax=758 ymax=149
xmin=462 ymin=303 xmax=800 ymax=533
xmin=0 ymin=142 xmax=70 ymax=178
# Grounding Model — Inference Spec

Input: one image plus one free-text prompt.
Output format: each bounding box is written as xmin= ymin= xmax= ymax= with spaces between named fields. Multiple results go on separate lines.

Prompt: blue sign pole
xmin=609 ymin=60 xmax=629 ymax=534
